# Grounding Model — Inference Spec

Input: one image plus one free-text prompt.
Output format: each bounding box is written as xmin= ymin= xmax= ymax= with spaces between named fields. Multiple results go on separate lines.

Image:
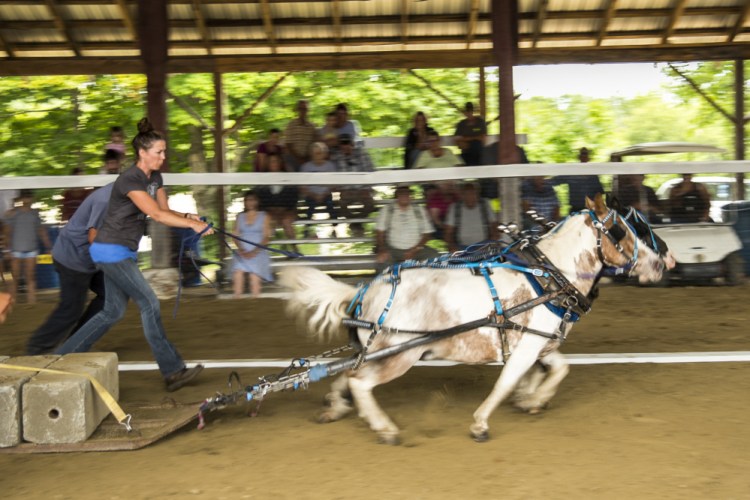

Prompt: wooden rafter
xmin=6 ymin=25 xmax=744 ymax=54
xmin=668 ymin=63 xmax=734 ymax=123
xmin=4 ymin=42 xmax=750 ymax=77
xmin=44 ymin=0 xmax=81 ymax=56
xmin=596 ymin=0 xmax=618 ymax=47
xmin=400 ymin=0 xmax=409 ymax=45
xmin=408 ymin=69 xmax=462 ymax=112
xmin=466 ymin=0 xmax=480 ymax=49
xmin=332 ymin=0 xmax=342 ymax=48
xmin=0 ymin=8 xmax=746 ymax=32
xmin=223 ymin=72 xmax=289 ymax=136
xmin=168 ymin=90 xmax=214 ymax=131
xmin=531 ymin=0 xmax=548 ymax=48
xmin=727 ymin=1 xmax=750 ymax=42
xmin=0 ymin=29 xmax=13 ymax=58
xmin=191 ymin=0 xmax=212 ymax=54
xmin=259 ymin=0 xmax=277 ymax=54
xmin=114 ymin=0 xmax=137 ymax=42
xmin=662 ymin=0 xmax=689 ymax=44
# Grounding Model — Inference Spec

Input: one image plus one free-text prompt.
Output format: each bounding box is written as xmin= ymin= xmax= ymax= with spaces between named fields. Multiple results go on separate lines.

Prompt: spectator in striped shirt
xmin=521 ymin=177 xmax=560 ymax=229
xmin=284 ymin=100 xmax=318 ymax=172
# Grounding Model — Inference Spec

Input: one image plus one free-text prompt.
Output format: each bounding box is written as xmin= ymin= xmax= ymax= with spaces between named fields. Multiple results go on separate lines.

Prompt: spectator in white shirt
xmin=375 ymin=186 xmax=437 ymax=270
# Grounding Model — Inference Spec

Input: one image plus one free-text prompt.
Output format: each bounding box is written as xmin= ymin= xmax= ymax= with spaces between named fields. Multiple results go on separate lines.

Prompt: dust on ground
xmin=1 ymin=283 xmax=749 ymax=499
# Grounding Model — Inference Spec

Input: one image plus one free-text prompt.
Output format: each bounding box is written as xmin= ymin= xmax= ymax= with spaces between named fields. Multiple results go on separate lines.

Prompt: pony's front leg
xmin=318 ymin=374 xmax=353 ymax=423
xmin=514 ymin=350 xmax=569 ymax=414
xmin=471 ymin=335 xmax=548 ymax=442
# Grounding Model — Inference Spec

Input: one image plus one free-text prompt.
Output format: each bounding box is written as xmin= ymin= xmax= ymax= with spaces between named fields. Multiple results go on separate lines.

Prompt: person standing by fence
xmin=3 ymin=189 xmax=51 ymax=305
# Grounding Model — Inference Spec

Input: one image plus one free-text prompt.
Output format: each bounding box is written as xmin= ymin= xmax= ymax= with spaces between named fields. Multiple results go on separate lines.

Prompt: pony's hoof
xmin=317 ymin=411 xmax=338 ymax=424
xmin=514 ymin=399 xmax=548 ymax=414
xmin=377 ymin=433 xmax=401 ymax=446
xmin=471 ymin=430 xmax=490 ymax=443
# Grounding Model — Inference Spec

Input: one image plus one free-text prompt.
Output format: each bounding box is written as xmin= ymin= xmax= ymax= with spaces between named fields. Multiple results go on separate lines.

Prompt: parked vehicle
xmin=609 ymin=142 xmax=745 ymax=285
xmin=655 ymin=176 xmax=750 ymax=223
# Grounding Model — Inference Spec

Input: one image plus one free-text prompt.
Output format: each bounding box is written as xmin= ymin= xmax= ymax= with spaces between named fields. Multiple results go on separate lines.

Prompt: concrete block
xmin=22 ymin=352 xmax=119 ymax=445
xmin=0 ymin=355 xmax=60 ymax=448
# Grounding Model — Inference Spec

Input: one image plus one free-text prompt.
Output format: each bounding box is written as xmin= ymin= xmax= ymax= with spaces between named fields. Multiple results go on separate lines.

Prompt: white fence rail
xmin=2 ymin=161 xmax=749 ymax=190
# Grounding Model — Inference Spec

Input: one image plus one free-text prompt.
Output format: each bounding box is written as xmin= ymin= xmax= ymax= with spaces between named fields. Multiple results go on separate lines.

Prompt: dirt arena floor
xmin=1 ymin=282 xmax=749 ymax=499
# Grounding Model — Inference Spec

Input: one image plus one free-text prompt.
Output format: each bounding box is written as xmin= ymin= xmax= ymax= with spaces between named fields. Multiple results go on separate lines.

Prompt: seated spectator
xmin=480 ymin=143 xmax=529 ymax=199
xmin=255 ymin=128 xmax=285 ymax=172
xmin=425 ymin=181 xmax=459 ymax=241
xmin=521 ymin=177 xmax=560 ymax=229
xmin=668 ymin=174 xmax=711 ymax=223
xmin=284 ymin=100 xmax=317 ymax=172
xmin=550 ymin=147 xmax=604 ymax=213
xmin=375 ymin=186 xmax=437 ymax=270
xmin=414 ymin=130 xmax=464 ymax=169
xmin=105 ymin=126 xmax=126 ymax=158
xmin=444 ymin=182 xmax=498 ymax=252
xmin=403 ymin=111 xmax=431 ymax=169
xmin=335 ymin=103 xmax=358 ymax=142
xmin=256 ymin=153 xmax=299 ymax=249
xmin=319 ymin=111 xmax=339 ymax=151
xmin=232 ymin=190 xmax=273 ymax=298
xmin=453 ymin=102 xmax=487 ymax=166
xmin=100 ymin=148 xmax=124 ymax=175
xmin=330 ymin=133 xmax=375 ymax=237
xmin=299 ymin=142 xmax=337 ymax=238
xmin=616 ymin=174 xmax=662 ymax=223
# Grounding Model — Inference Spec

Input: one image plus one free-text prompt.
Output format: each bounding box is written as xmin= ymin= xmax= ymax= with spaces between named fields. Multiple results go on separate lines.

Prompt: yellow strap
xmin=0 ymin=363 xmax=132 ymax=431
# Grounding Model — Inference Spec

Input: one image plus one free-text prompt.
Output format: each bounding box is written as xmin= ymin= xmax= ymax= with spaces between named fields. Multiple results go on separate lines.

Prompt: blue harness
xmin=345 ymin=207 xmax=647 ymax=353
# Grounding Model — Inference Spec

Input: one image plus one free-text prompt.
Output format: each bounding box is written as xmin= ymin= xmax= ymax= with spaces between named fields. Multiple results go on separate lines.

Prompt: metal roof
xmin=0 ymin=0 xmax=748 ymax=75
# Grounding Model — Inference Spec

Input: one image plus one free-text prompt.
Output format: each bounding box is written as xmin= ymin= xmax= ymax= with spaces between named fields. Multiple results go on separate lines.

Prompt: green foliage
xmin=0 ymin=62 xmax=744 ymax=179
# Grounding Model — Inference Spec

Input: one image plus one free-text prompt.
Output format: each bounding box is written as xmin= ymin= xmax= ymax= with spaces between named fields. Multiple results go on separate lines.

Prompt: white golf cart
xmin=609 ymin=142 xmax=745 ymax=285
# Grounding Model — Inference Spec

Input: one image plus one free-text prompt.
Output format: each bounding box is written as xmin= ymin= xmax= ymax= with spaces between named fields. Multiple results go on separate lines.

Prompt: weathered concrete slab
xmin=0 ymin=355 xmax=60 ymax=448
xmin=22 ymin=352 xmax=119 ymax=445
xmin=0 ymin=401 xmax=197 ymax=454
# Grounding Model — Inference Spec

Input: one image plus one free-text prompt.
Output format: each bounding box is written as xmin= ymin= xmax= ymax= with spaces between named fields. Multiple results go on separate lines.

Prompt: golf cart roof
xmin=609 ymin=142 xmax=726 ymax=161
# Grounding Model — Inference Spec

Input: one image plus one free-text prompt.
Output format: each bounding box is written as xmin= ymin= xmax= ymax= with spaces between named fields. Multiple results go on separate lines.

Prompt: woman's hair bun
xmin=137 ymin=117 xmax=154 ymax=134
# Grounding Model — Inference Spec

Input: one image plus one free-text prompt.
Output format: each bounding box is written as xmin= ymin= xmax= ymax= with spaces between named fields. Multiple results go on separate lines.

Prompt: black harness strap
xmin=502 ymin=288 xmax=567 ymax=319
xmin=342 ymin=317 xmax=492 ymax=336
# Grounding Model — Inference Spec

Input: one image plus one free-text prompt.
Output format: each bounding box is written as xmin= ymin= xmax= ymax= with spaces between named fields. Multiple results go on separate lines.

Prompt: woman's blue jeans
xmin=55 ymin=258 xmax=185 ymax=378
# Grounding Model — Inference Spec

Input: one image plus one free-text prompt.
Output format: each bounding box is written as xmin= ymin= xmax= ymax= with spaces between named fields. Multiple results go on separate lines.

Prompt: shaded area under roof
xmin=0 ymin=0 xmax=749 ymax=76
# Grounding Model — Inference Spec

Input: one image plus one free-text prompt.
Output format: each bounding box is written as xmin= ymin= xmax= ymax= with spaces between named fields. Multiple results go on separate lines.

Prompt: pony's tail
xmin=278 ymin=267 xmax=358 ymax=342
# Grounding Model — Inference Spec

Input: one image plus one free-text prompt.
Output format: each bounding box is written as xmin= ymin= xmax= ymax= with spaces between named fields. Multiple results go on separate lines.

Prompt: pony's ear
xmin=590 ymin=192 xmax=608 ymax=216
xmin=607 ymin=193 xmax=623 ymax=212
